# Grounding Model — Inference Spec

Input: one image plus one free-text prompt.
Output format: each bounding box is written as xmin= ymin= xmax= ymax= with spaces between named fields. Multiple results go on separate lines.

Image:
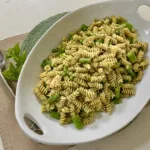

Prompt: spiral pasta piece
xmin=122 ymin=89 xmax=136 ymax=95
xmin=79 ymin=87 xmax=96 ymax=98
xmin=67 ymin=90 xmax=80 ymax=101
xmin=137 ymin=51 xmax=144 ymax=62
xmin=88 ymin=82 xmax=103 ymax=89
xmin=116 ymin=72 xmax=123 ymax=84
xmin=63 ymin=81 xmax=78 ymax=88
xmin=107 ymin=71 xmax=117 ymax=87
xmin=37 ymin=82 xmax=48 ymax=94
xmin=122 ymin=75 xmax=132 ymax=81
xmin=34 ymin=88 xmax=47 ymax=101
xmin=82 ymin=116 xmax=94 ymax=125
xmin=90 ymin=76 xmax=105 ymax=82
xmin=74 ymin=78 xmax=88 ymax=87
xmin=50 ymin=75 xmax=62 ymax=89
xmin=106 ymin=102 xmax=113 ymax=114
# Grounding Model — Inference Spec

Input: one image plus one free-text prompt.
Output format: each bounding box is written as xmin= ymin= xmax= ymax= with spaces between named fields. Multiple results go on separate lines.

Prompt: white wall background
xmin=0 ymin=0 xmax=106 ymax=40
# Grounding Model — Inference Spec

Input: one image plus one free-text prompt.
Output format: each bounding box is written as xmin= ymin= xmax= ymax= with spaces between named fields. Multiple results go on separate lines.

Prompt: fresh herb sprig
xmin=2 ymin=43 xmax=27 ymax=81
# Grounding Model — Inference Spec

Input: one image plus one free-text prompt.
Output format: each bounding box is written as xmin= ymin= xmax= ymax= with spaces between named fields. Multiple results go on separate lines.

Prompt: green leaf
xmin=13 ymin=43 xmax=20 ymax=56
xmin=9 ymin=63 xmax=19 ymax=75
xmin=3 ymin=44 xmax=27 ymax=81
xmin=2 ymin=63 xmax=19 ymax=81
xmin=17 ymin=65 xmax=23 ymax=74
xmin=6 ymin=48 xmax=13 ymax=60
xmin=6 ymin=43 xmax=27 ymax=67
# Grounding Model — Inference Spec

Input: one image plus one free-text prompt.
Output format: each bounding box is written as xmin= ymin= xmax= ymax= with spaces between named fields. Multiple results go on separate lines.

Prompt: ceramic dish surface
xmin=15 ymin=0 xmax=150 ymax=145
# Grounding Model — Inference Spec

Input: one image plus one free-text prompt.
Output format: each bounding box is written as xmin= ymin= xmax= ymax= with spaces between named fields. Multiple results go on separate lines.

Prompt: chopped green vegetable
xmin=79 ymin=39 xmax=84 ymax=44
xmin=52 ymin=48 xmax=65 ymax=56
xmin=81 ymin=24 xmax=88 ymax=31
xmin=6 ymin=43 xmax=27 ymax=67
xmin=127 ymin=52 xmax=136 ymax=63
xmin=122 ymin=22 xmax=133 ymax=31
xmin=79 ymin=58 xmax=91 ymax=64
xmin=62 ymin=66 xmax=68 ymax=77
xmin=59 ymin=52 xmax=66 ymax=57
xmin=50 ymin=111 xmax=60 ymax=120
xmin=52 ymin=48 xmax=60 ymax=53
xmin=69 ymin=75 xmax=74 ymax=81
xmin=41 ymin=59 xmax=52 ymax=68
xmin=124 ymin=80 xmax=129 ymax=83
xmin=128 ymin=37 xmax=133 ymax=44
xmin=2 ymin=43 xmax=27 ymax=81
xmin=95 ymin=39 xmax=104 ymax=44
xmin=113 ymin=62 xmax=121 ymax=68
xmin=68 ymin=34 xmax=73 ymax=40
xmin=126 ymin=65 xmax=136 ymax=77
xmin=48 ymin=93 xmax=60 ymax=104
xmin=72 ymin=115 xmax=84 ymax=129
xmin=113 ymin=98 xmax=122 ymax=104
xmin=115 ymin=87 xmax=120 ymax=99
xmin=115 ymin=29 xmax=120 ymax=35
